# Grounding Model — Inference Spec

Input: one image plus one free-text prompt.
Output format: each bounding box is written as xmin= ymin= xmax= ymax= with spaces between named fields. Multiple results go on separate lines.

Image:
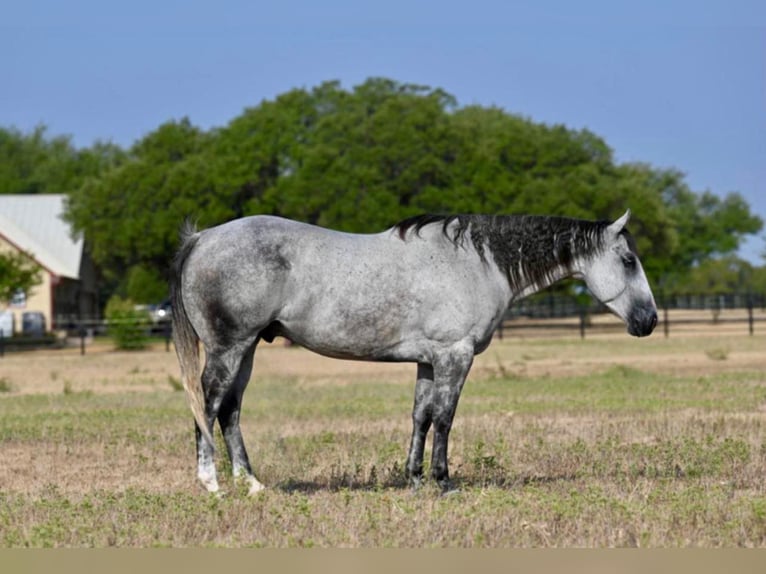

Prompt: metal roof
xmin=0 ymin=194 xmax=83 ymax=279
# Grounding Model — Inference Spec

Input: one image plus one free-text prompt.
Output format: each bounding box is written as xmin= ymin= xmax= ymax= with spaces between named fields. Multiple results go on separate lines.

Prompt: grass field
xmin=1 ymin=328 xmax=765 ymax=547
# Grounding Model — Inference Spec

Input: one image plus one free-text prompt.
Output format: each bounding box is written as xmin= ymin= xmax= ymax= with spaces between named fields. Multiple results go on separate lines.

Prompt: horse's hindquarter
xmin=185 ymin=216 xmax=510 ymax=362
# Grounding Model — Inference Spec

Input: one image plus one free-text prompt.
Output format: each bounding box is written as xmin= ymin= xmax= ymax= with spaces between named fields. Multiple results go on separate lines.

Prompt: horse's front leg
xmin=406 ymin=363 xmax=434 ymax=488
xmin=430 ymin=342 xmax=474 ymax=491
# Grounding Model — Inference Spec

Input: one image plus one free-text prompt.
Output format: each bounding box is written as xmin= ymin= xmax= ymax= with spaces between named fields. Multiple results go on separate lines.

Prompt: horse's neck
xmin=511 ymin=260 xmax=577 ymax=301
xmin=504 ymin=220 xmax=591 ymax=302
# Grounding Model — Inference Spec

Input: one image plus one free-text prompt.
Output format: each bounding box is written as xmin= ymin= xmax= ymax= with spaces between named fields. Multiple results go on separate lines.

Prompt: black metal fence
xmin=497 ymin=291 xmax=766 ymax=339
xmin=506 ymin=291 xmax=766 ymax=319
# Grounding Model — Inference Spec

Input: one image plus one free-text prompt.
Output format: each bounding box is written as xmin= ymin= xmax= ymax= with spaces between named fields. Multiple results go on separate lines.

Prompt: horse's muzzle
xmin=627 ymin=304 xmax=658 ymax=337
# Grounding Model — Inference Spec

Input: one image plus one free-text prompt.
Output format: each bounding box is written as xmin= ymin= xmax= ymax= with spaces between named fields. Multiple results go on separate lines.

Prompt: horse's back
xmin=180 ymin=215 xmax=510 ymax=360
xmin=180 ymin=216 xmax=391 ymax=341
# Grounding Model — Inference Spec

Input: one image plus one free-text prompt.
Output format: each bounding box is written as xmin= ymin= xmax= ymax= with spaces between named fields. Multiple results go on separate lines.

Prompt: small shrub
xmin=105 ymin=296 xmax=150 ymax=350
xmin=470 ymin=439 xmax=504 ymax=485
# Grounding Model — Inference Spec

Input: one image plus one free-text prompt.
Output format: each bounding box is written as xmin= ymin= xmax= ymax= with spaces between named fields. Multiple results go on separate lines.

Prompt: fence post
xmin=80 ymin=324 xmax=86 ymax=356
xmin=579 ymin=307 xmax=586 ymax=339
xmin=663 ymin=301 xmax=669 ymax=338
xmin=0 ymin=329 xmax=4 ymax=358
xmin=165 ymin=321 xmax=172 ymax=352
xmin=747 ymin=293 xmax=754 ymax=336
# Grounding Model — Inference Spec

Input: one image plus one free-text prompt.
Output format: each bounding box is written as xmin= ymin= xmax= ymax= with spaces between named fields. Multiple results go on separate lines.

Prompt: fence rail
xmin=496 ymin=308 xmax=765 ymax=340
xmin=498 ymin=291 xmax=765 ymax=339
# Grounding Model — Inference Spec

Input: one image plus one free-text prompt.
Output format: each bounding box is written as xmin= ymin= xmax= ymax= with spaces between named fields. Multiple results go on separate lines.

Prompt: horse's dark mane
xmin=395 ymin=213 xmax=628 ymax=290
xmin=396 ymin=214 xmax=465 ymax=242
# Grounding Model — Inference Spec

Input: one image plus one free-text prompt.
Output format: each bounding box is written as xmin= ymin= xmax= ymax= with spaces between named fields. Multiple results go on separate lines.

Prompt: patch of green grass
xmin=3 ymin=336 xmax=766 ymax=547
xmin=62 ymin=380 xmax=94 ymax=398
xmin=462 ymin=367 xmax=766 ymax=415
xmin=250 ymin=378 xmax=413 ymax=422
xmin=0 ymin=392 xmax=187 ymax=443
xmin=3 ymin=478 xmax=766 ymax=547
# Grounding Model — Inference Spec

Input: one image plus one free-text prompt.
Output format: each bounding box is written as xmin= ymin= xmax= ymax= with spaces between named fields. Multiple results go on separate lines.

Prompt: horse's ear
xmin=607 ymin=209 xmax=631 ymax=236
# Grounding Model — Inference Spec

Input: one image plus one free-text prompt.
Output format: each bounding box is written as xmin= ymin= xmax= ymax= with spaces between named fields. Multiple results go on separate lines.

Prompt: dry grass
xmin=1 ymin=329 xmax=766 ymax=547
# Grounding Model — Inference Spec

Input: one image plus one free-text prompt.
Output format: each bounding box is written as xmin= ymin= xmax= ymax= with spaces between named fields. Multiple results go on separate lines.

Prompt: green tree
xmin=265 ymin=79 xmax=458 ymax=231
xmin=57 ymin=77 xmax=763 ymax=303
xmin=673 ymin=255 xmax=760 ymax=294
xmin=660 ymin=172 xmax=762 ymax=266
xmin=0 ymin=126 xmax=124 ymax=195
xmin=64 ymin=118 xmax=213 ymax=298
xmin=0 ymin=251 xmax=41 ymax=303
xmin=751 ymin=264 xmax=766 ymax=296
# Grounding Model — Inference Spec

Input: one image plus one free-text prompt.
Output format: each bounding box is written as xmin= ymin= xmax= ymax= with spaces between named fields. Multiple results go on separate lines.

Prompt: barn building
xmin=0 ymin=194 xmax=98 ymax=336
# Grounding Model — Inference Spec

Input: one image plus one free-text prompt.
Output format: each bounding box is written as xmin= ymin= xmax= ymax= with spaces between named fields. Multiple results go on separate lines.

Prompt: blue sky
xmin=2 ymin=1 xmax=765 ymax=261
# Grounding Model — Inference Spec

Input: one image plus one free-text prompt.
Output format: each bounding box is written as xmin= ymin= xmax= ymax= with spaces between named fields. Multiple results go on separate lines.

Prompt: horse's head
xmin=579 ymin=210 xmax=658 ymax=337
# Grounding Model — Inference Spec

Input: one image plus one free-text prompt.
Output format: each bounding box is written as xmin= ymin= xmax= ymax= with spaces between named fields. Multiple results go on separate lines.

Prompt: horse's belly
xmin=278 ymin=312 xmax=424 ymax=362
xmin=275 ymin=296 xmax=493 ymax=364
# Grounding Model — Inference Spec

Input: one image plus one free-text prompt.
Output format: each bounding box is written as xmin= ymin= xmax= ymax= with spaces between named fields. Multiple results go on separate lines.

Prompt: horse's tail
xmin=171 ymin=220 xmax=214 ymax=447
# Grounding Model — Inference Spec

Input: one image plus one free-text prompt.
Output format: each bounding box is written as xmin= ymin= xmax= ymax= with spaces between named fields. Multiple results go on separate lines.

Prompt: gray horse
xmin=171 ymin=210 xmax=657 ymax=495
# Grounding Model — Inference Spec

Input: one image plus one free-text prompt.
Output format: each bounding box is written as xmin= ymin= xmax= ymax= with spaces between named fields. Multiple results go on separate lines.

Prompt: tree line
xmin=1 ymin=77 xmax=764 ymax=306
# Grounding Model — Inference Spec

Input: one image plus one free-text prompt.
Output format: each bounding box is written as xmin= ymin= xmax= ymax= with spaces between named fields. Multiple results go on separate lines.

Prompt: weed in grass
xmin=0 ymin=377 xmax=13 ymax=393
xmin=705 ymin=347 xmax=729 ymax=361
xmin=470 ymin=439 xmax=504 ymax=486
xmin=492 ymin=354 xmax=510 ymax=379
xmin=602 ymin=364 xmax=646 ymax=379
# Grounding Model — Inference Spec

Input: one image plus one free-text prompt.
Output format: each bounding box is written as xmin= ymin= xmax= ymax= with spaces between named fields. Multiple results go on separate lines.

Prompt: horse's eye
xmin=622 ymin=254 xmax=637 ymax=270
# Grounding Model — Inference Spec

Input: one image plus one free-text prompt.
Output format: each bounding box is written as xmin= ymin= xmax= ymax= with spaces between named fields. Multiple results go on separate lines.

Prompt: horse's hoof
xmin=247 ymin=484 xmax=267 ymax=497
xmin=438 ymin=479 xmax=460 ymax=496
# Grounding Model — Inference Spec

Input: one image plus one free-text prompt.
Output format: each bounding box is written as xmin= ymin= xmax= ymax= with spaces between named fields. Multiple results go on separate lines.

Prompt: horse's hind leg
xmin=196 ymin=340 xmax=256 ymax=495
xmin=195 ymin=421 xmax=219 ymax=494
xmin=217 ymin=341 xmax=265 ymax=495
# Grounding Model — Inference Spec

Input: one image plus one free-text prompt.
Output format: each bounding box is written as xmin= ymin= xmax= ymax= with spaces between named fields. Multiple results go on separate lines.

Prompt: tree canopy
xmin=1 ymin=78 xmax=763 ymax=303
